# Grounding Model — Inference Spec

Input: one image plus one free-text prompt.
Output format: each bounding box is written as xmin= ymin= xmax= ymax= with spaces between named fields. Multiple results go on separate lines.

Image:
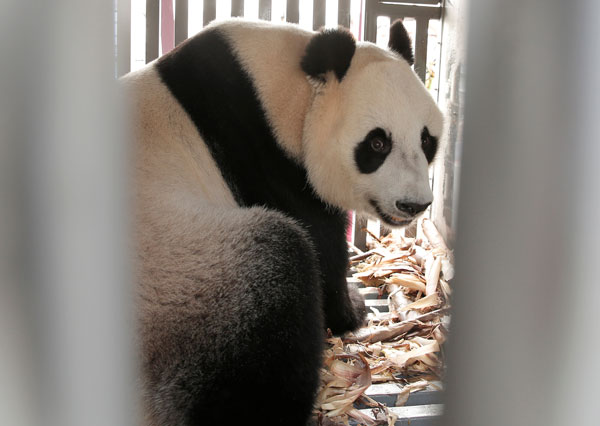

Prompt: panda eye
xmin=370 ymin=137 xmax=388 ymax=153
xmin=421 ymin=135 xmax=431 ymax=149
xmin=421 ymin=127 xmax=438 ymax=163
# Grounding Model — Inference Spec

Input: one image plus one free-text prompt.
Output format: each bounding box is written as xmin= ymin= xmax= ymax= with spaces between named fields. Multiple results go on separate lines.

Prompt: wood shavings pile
xmin=313 ymin=218 xmax=453 ymax=426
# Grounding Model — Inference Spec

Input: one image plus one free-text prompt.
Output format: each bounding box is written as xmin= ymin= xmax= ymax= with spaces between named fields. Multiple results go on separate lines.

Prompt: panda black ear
xmin=388 ymin=19 xmax=414 ymax=65
xmin=301 ymin=28 xmax=356 ymax=83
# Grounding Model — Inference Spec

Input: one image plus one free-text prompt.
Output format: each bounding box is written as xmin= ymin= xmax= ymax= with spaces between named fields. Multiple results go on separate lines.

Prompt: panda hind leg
xmin=140 ymin=207 xmax=325 ymax=426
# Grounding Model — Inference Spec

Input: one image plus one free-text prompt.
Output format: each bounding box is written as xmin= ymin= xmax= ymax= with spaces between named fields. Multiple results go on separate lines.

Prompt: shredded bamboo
xmin=313 ymin=218 xmax=453 ymax=425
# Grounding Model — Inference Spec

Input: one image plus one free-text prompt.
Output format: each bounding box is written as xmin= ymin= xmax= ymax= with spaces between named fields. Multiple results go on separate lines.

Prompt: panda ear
xmin=388 ymin=19 xmax=414 ymax=65
xmin=300 ymin=27 xmax=356 ymax=84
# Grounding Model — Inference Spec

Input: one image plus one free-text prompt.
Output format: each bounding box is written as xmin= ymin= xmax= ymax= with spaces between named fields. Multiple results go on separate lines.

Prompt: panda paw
xmin=347 ymin=282 xmax=368 ymax=328
xmin=326 ymin=283 xmax=367 ymax=336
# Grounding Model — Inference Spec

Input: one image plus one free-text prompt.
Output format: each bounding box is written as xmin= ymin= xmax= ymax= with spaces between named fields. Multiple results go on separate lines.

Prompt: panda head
xmin=300 ymin=20 xmax=444 ymax=228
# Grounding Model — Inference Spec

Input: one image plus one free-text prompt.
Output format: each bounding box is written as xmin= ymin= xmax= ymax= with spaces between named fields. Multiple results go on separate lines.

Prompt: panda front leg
xmin=303 ymin=214 xmax=367 ymax=336
xmin=137 ymin=207 xmax=325 ymax=426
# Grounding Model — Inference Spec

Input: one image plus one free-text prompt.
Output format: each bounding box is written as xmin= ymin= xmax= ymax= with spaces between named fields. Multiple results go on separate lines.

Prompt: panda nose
xmin=395 ymin=201 xmax=431 ymax=216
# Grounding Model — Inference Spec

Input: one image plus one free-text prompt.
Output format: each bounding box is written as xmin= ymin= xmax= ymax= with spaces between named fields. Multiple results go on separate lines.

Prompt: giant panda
xmin=122 ymin=17 xmax=443 ymax=426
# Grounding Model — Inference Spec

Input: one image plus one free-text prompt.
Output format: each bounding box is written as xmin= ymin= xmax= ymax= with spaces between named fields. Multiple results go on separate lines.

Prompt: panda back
xmin=121 ymin=65 xmax=237 ymax=214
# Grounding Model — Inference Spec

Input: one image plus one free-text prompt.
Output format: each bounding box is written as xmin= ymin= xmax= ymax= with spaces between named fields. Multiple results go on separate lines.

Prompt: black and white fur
xmin=123 ymin=18 xmax=443 ymax=426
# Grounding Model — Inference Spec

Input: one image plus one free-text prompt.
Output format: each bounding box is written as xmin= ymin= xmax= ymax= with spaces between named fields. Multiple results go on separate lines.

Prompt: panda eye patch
xmin=354 ymin=127 xmax=392 ymax=174
xmin=421 ymin=126 xmax=438 ymax=163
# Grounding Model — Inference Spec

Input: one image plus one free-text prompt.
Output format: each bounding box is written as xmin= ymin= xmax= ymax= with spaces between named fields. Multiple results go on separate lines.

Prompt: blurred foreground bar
xmin=443 ymin=1 xmax=600 ymax=426
xmin=0 ymin=1 xmax=136 ymax=426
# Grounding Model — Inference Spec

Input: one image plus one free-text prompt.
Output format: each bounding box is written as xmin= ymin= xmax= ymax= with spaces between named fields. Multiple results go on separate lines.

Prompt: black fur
xmin=388 ymin=19 xmax=414 ymax=65
xmin=354 ymin=127 xmax=392 ymax=174
xmin=421 ymin=126 xmax=439 ymax=163
xmin=300 ymin=27 xmax=356 ymax=82
xmin=154 ymin=27 xmax=365 ymax=425
xmin=139 ymin=208 xmax=325 ymax=426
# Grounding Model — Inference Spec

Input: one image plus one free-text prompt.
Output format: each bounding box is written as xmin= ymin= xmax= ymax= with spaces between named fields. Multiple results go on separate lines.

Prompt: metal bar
xmin=146 ymin=0 xmax=159 ymax=62
xmin=362 ymin=382 xmax=443 ymax=407
xmin=381 ymin=0 xmax=441 ymax=5
xmin=116 ymin=0 xmax=131 ymax=76
xmin=338 ymin=0 xmax=351 ymax=28
xmin=363 ymin=0 xmax=378 ymax=42
xmin=313 ymin=0 xmax=326 ymax=30
xmin=358 ymin=404 xmax=443 ymax=425
xmin=370 ymin=3 xmax=442 ymax=20
xmin=442 ymin=1 xmax=600 ymax=426
xmin=286 ymin=0 xmax=299 ymax=23
xmin=365 ymin=299 xmax=389 ymax=312
xmin=414 ymin=16 xmax=428 ymax=82
xmin=231 ymin=0 xmax=244 ymax=17
xmin=259 ymin=0 xmax=272 ymax=21
xmin=353 ymin=214 xmax=368 ymax=252
xmin=203 ymin=0 xmax=216 ymax=26
xmin=1 ymin=1 xmax=135 ymax=425
xmin=175 ymin=0 xmax=188 ymax=45
xmin=161 ymin=0 xmax=175 ymax=54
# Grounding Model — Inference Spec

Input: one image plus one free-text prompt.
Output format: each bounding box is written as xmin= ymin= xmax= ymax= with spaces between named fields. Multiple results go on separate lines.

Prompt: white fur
xmin=302 ymin=43 xmax=444 ymax=222
xmin=121 ymin=66 xmax=237 ymax=223
xmin=220 ymin=20 xmax=444 ymax=225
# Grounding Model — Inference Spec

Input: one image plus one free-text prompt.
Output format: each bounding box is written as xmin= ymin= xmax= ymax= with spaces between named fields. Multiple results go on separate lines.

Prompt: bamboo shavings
xmin=314 ymin=218 xmax=453 ymax=425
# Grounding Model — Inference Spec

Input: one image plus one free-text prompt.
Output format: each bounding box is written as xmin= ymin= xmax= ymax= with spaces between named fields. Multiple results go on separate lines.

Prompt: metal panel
xmin=313 ymin=0 xmax=326 ymax=30
xmin=146 ymin=0 xmax=159 ymax=62
xmin=338 ymin=0 xmax=351 ymax=28
xmin=116 ymin=0 xmax=131 ymax=76
xmin=231 ymin=0 xmax=244 ymax=17
xmin=203 ymin=0 xmax=216 ymax=26
xmin=430 ymin=0 xmax=466 ymax=244
xmin=286 ymin=0 xmax=299 ymax=23
xmin=259 ymin=0 xmax=272 ymax=21
xmin=443 ymin=1 xmax=600 ymax=426
xmin=0 ymin=1 xmax=135 ymax=425
xmin=175 ymin=0 xmax=188 ymax=45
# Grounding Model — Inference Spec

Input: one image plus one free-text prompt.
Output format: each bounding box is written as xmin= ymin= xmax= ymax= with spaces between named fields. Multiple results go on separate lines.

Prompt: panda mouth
xmin=369 ymin=199 xmax=413 ymax=228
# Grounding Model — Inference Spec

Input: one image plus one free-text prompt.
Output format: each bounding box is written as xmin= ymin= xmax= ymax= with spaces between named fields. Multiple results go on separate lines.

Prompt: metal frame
xmin=144 ymin=0 xmax=355 ymax=62
xmin=363 ymin=1 xmax=442 ymax=82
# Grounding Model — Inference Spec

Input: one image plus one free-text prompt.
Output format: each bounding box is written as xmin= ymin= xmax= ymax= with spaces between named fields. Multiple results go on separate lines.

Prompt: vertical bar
xmin=231 ymin=0 xmax=244 ymax=17
xmin=161 ymin=0 xmax=175 ymax=54
xmin=286 ymin=0 xmax=299 ymax=23
xmin=338 ymin=0 xmax=351 ymax=28
xmin=353 ymin=215 xmax=367 ymax=252
xmin=363 ymin=1 xmax=377 ymax=42
xmin=413 ymin=16 xmax=428 ymax=82
xmin=203 ymin=0 xmax=216 ymax=26
xmin=0 ymin=2 xmax=37 ymax=423
xmin=0 ymin=1 xmax=135 ymax=425
xmin=555 ymin=3 xmax=600 ymax=424
xmin=259 ymin=0 xmax=272 ymax=21
xmin=313 ymin=0 xmax=326 ymax=30
xmin=116 ymin=0 xmax=131 ymax=76
xmin=175 ymin=0 xmax=188 ymax=45
xmin=145 ymin=0 xmax=159 ymax=62
xmin=442 ymin=1 xmax=599 ymax=426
